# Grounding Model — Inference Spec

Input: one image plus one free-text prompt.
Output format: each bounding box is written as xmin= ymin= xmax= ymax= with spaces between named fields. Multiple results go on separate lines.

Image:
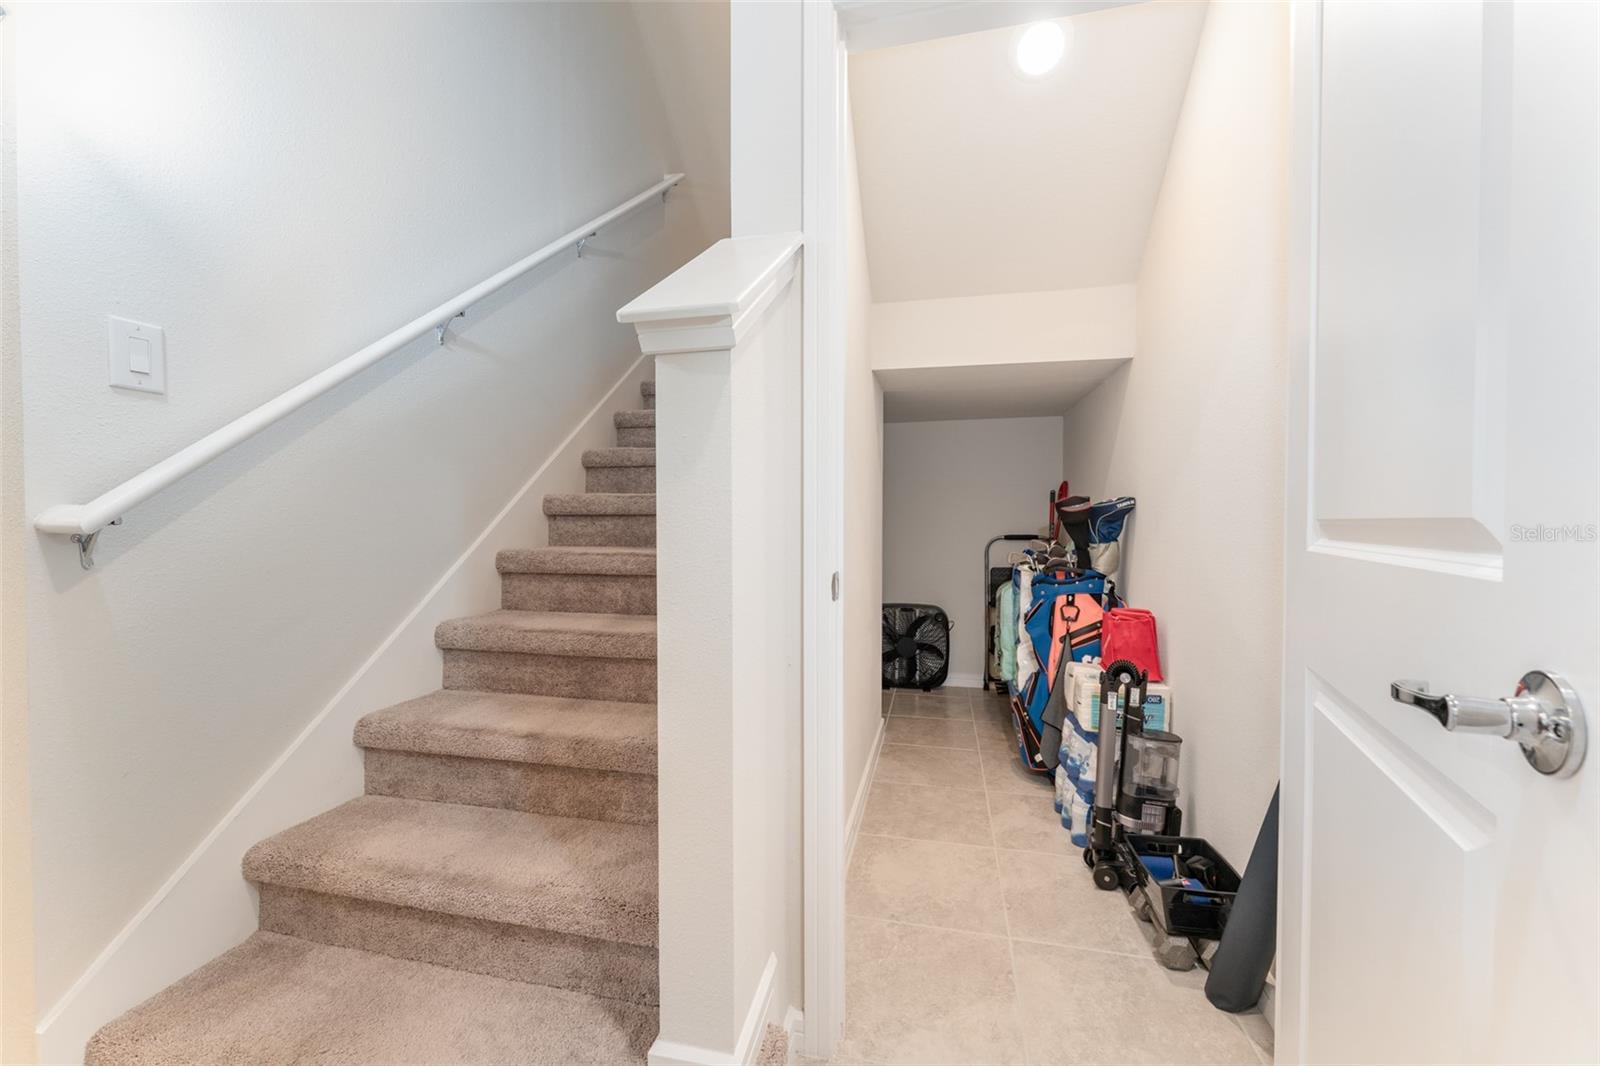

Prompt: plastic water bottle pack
xmin=1057 ymin=726 xmax=1096 ymax=845
xmin=1069 ymin=782 xmax=1093 ymax=848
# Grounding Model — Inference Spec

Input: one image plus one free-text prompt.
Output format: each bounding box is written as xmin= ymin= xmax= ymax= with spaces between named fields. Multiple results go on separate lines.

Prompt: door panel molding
xmin=1309 ymin=671 xmax=1495 ymax=850
xmin=1307 ymin=0 xmax=1512 ymax=577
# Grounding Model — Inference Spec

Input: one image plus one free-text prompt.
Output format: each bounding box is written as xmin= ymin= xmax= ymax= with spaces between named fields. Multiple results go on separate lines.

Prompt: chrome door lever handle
xmin=1389 ymin=680 xmax=1520 ymax=735
xmin=1389 ymin=671 xmax=1587 ymax=777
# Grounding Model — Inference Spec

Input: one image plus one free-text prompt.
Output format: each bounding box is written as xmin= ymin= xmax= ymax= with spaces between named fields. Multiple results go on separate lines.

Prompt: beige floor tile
xmin=974 ymin=704 xmax=1018 ymax=744
xmin=834 ymin=916 xmax=1026 ymax=1065
xmin=874 ymin=743 xmax=985 ymax=791
xmin=975 ymin=698 xmax=1015 ymax=725
xmin=997 ymin=849 xmax=1149 ymax=957
xmin=978 ymin=724 xmax=1023 ymax=756
xmin=885 ymin=716 xmax=978 ymax=750
xmin=838 ymin=703 xmax=1264 ymax=1066
xmin=847 ymin=836 xmax=1008 ymax=936
xmin=974 ymin=681 xmax=1011 ymax=701
xmin=861 ymin=781 xmax=993 ymax=846
xmin=975 ymin=704 xmax=1012 ymax=723
xmin=892 ymin=692 xmax=975 ymax=720
xmin=982 ymin=747 xmax=1053 ymax=796
xmin=987 ymin=791 xmax=1076 ymax=856
xmin=1010 ymin=940 xmax=1260 ymax=1065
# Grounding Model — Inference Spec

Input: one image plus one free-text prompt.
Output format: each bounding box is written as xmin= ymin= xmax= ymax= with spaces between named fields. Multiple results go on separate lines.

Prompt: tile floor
xmin=822 ymin=685 xmax=1273 ymax=1066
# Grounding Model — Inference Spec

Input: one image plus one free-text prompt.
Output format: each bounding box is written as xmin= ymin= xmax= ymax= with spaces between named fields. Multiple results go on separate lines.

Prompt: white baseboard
xmin=943 ymin=672 xmax=983 ymax=689
xmin=844 ymin=715 xmax=885 ymax=869
xmin=1260 ymin=972 xmax=1277 ymax=1032
xmin=647 ymin=952 xmax=778 ymax=1066
xmin=35 ymin=356 xmax=653 ymax=1066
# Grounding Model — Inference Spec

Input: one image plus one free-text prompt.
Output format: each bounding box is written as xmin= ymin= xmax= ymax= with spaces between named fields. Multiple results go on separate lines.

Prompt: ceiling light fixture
xmin=1015 ymin=21 xmax=1067 ymax=77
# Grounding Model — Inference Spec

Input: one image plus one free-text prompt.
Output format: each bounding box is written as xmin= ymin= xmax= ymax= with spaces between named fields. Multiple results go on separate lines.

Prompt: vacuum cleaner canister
xmin=1116 ymin=729 xmax=1183 ymax=835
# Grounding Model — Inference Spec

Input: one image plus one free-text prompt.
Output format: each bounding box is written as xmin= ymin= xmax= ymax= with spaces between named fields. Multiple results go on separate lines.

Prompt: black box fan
xmin=882 ymin=603 xmax=951 ymax=691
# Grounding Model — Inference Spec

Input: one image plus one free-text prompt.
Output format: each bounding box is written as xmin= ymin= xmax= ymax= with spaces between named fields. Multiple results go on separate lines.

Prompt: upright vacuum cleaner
xmin=1083 ymin=659 xmax=1144 ymax=891
xmin=1083 ymin=658 xmax=1186 ymax=892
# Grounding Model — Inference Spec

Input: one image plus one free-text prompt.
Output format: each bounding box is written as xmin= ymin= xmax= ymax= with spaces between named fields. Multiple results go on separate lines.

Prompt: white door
xmin=1282 ymin=3 xmax=1598 ymax=1064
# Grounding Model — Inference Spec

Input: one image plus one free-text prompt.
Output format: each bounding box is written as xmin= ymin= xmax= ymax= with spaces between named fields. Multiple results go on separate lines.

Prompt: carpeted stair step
xmin=243 ymin=795 xmax=658 ymax=1004
xmin=356 ymin=689 xmax=657 ymax=824
xmin=544 ymin=492 xmax=655 ymax=548
xmin=614 ymin=409 xmax=655 ymax=447
xmin=498 ymin=546 xmax=656 ymax=614
xmin=640 ymin=380 xmax=654 ymax=410
xmin=85 ymin=931 xmax=656 ymax=1066
xmin=436 ymin=610 xmax=656 ymax=702
xmin=583 ymin=448 xmax=656 ymax=494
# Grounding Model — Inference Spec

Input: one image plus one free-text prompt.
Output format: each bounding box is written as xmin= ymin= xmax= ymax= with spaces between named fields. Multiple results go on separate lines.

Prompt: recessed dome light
xmin=1015 ymin=21 xmax=1067 ymax=77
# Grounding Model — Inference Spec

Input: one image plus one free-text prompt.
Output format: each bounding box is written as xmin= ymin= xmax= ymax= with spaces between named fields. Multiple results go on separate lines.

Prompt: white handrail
xmin=35 ymin=173 xmax=684 ymax=567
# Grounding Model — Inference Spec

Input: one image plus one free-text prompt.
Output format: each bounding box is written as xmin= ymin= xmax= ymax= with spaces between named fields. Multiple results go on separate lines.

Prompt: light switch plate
xmin=108 ymin=316 xmax=166 ymax=394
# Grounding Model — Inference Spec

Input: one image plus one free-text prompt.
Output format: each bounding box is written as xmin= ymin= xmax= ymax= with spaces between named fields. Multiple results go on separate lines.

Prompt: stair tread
xmin=85 ymin=931 xmax=655 ymax=1066
xmin=614 ymin=409 xmax=655 ymax=428
xmin=436 ymin=610 xmax=656 ymax=659
xmin=497 ymin=546 xmax=656 ymax=576
xmin=582 ymin=447 xmax=656 ymax=468
xmin=244 ymin=796 xmax=657 ymax=947
xmin=543 ymin=492 xmax=655 ymax=516
xmin=355 ymin=689 xmax=656 ymax=775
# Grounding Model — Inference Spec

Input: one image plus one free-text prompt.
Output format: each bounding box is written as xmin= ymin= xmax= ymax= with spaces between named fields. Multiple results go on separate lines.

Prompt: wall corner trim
xmin=647 ymin=952 xmax=780 ymax=1066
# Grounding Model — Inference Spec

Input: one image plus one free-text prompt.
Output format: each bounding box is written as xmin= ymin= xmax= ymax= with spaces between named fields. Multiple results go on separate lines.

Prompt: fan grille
xmin=882 ymin=603 xmax=951 ymax=690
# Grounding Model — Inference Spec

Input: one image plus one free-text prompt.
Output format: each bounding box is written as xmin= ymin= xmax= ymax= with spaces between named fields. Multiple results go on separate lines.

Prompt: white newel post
xmin=618 ymin=234 xmax=805 ymax=1066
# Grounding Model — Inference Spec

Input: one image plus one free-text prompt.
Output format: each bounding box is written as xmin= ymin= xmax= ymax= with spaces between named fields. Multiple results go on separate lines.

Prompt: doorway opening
xmin=831 ymin=3 xmax=1286 ymax=1061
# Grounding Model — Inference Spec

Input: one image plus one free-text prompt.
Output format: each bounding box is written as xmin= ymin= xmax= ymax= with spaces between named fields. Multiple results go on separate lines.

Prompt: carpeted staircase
xmin=87 ymin=381 xmax=662 ymax=1065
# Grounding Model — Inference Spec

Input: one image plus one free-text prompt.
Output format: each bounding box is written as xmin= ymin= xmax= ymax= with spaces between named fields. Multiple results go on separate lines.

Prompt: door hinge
xmin=831 ymin=572 xmax=840 ymax=602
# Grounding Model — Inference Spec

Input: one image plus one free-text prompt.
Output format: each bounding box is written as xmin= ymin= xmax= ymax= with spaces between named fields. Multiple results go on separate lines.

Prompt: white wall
xmin=841 ymin=96 xmax=884 ymax=840
xmin=882 ymin=417 xmax=1061 ymax=685
xmin=1 ymin=10 xmax=40 ymax=1059
xmin=730 ymin=0 xmax=801 ymax=235
xmin=727 ymin=274 xmax=803 ymax=1065
xmin=1060 ymin=0 xmax=1287 ymax=862
xmin=870 ymin=284 xmax=1136 ymax=372
xmin=632 ymin=0 xmax=733 ymax=243
xmin=14 ymin=0 xmax=727 ymax=1038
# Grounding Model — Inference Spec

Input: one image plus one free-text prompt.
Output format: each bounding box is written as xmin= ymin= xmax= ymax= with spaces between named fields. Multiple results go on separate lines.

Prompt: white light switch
xmin=109 ymin=316 xmax=166 ymax=394
xmin=127 ymin=335 xmax=152 ymax=374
